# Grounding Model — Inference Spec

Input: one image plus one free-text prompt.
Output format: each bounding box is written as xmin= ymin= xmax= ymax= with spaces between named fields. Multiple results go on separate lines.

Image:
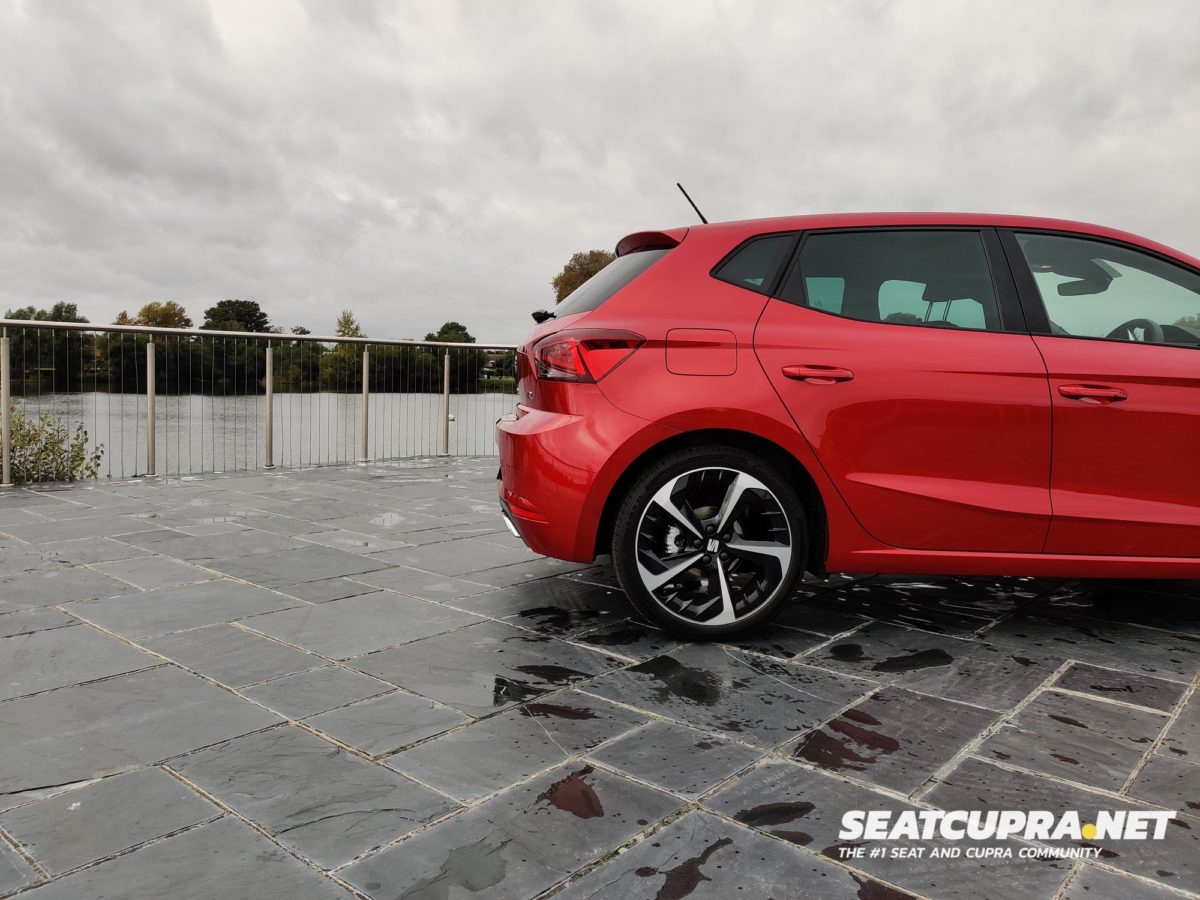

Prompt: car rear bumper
xmin=496 ymin=389 xmax=672 ymax=563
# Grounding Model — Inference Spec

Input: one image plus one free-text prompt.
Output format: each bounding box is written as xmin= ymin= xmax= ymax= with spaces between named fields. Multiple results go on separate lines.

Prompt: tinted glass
xmin=780 ymin=230 xmax=1002 ymax=331
xmin=712 ymin=234 xmax=795 ymax=295
xmin=1015 ymin=233 xmax=1200 ymax=347
xmin=556 ymin=248 xmax=671 ymax=317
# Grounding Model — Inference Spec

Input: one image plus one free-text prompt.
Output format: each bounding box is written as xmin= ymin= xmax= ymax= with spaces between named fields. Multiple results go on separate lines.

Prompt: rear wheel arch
xmin=593 ymin=428 xmax=828 ymax=573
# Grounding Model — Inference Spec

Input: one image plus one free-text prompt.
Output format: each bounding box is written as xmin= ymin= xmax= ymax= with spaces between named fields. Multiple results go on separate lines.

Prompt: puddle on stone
xmin=871 ymin=648 xmax=954 ymax=673
xmin=391 ymin=835 xmax=512 ymax=896
xmin=793 ymin=711 xmax=900 ymax=772
xmin=519 ymin=702 xmax=599 ymax=721
xmin=829 ymin=643 xmax=865 ymax=662
xmin=736 ymin=800 xmax=816 ymax=843
xmin=637 ymin=656 xmax=723 ymax=706
xmin=536 ymin=765 xmax=604 ymax=819
xmin=513 ymin=663 xmax=590 ymax=683
xmin=852 ymin=872 xmax=912 ymax=900
xmin=635 ymin=837 xmax=732 ymax=900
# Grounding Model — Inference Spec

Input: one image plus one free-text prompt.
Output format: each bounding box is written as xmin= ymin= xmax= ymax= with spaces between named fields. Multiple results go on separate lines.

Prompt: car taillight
xmin=533 ymin=330 xmax=645 ymax=382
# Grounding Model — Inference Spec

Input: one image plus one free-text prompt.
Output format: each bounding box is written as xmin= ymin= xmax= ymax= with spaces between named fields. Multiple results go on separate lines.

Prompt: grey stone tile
xmin=590 ymin=719 xmax=763 ymax=798
xmin=389 ymin=692 xmax=646 ymax=802
xmin=1042 ymin=581 xmax=1200 ymax=637
xmin=16 ymin=817 xmax=347 ymax=899
xmin=571 ymin=619 xmax=686 ymax=662
xmin=1161 ymin=692 xmax=1200 ymax=760
xmin=723 ymin=625 xmax=829 ymax=660
xmin=173 ymin=725 xmax=456 ymax=869
xmin=977 ymin=691 xmax=1167 ymax=789
xmin=0 ymin=666 xmax=280 ymax=795
xmin=65 ymin=579 xmax=302 ymax=639
xmin=241 ymin=665 xmax=394 ymax=718
xmin=350 ymin=564 xmax=495 ymax=601
xmin=0 ymin=624 xmax=159 ymax=700
xmin=0 ymin=608 xmax=77 ymax=640
xmin=141 ymin=530 xmax=307 ymax=562
xmin=204 ymin=545 xmax=388 ymax=589
xmin=0 ymin=840 xmax=38 ymax=895
xmin=1062 ymin=863 xmax=1187 ymax=900
xmin=1128 ymin=754 xmax=1200 ymax=820
xmin=553 ymin=809 xmax=915 ymax=900
xmin=1054 ymin=663 xmax=1188 ymax=712
xmin=0 ymin=565 xmax=134 ymax=611
xmin=350 ymin=620 xmax=623 ymax=716
xmin=449 ymin=579 xmax=628 ymax=636
xmin=244 ymin=592 xmax=480 ymax=659
xmin=0 ymin=767 xmax=218 ymax=875
xmin=465 ymin=556 xmax=592 ymax=588
xmin=33 ymin=537 xmax=152 ymax=565
xmin=583 ymin=643 xmax=872 ymax=749
xmin=927 ymin=757 xmax=1200 ymax=894
xmin=704 ymin=760 xmax=1072 ymax=898
xmin=275 ymin=578 xmax=383 ymax=603
xmin=341 ymin=762 xmax=683 ymax=900
xmin=801 ymin=621 xmax=1066 ymax=711
xmin=319 ymin=509 xmax=443 ymax=538
xmin=789 ymin=687 xmax=998 ymax=793
xmin=90 ymin=555 xmax=216 ymax=590
xmin=306 ymin=691 xmax=469 ymax=757
xmin=982 ymin=613 xmax=1200 ymax=681
xmin=0 ymin=515 xmax=135 ymax=544
xmin=295 ymin=529 xmax=414 ymax=553
xmin=145 ymin=624 xmax=320 ymax=688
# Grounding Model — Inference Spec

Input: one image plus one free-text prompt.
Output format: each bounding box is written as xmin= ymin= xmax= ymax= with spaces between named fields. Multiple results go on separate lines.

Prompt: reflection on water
xmin=17 ymin=391 xmax=515 ymax=478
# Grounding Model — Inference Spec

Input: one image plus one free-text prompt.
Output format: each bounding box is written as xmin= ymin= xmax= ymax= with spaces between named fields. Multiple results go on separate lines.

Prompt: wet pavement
xmin=0 ymin=457 xmax=1196 ymax=900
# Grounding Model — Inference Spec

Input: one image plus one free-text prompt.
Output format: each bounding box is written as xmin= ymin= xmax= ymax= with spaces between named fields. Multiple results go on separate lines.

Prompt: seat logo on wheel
xmin=706 ymin=538 xmax=721 ymax=553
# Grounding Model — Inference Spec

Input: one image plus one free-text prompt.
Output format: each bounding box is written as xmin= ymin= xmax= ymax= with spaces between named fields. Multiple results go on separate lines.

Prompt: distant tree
xmin=552 ymin=249 xmax=615 ymax=303
xmin=130 ymin=301 xmax=192 ymax=329
xmin=424 ymin=321 xmax=475 ymax=343
xmin=4 ymin=303 xmax=91 ymax=392
xmin=335 ymin=310 xmax=365 ymax=338
xmin=202 ymin=299 xmax=271 ymax=333
xmin=291 ymin=325 xmax=311 ymax=335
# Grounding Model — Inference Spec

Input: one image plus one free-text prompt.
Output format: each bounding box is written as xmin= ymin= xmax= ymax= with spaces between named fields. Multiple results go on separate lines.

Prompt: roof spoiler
xmin=615 ymin=227 xmax=689 ymax=257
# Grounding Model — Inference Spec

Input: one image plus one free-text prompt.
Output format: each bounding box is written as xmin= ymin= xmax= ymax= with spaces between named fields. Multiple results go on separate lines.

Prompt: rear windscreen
xmin=555 ymin=248 xmax=671 ymax=317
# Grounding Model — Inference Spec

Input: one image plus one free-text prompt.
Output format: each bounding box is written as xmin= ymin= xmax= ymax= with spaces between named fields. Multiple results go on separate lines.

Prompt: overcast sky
xmin=2 ymin=0 xmax=1198 ymax=343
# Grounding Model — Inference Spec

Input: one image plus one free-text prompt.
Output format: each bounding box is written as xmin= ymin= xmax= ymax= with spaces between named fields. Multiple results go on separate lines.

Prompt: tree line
xmin=3 ymin=299 xmax=515 ymax=396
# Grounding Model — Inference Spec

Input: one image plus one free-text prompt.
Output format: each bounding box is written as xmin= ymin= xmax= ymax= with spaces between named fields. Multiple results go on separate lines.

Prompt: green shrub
xmin=8 ymin=406 xmax=103 ymax=484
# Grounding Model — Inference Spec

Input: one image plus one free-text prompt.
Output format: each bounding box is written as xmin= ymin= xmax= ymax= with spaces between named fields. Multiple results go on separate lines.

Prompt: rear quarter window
xmin=555 ymin=248 xmax=672 ymax=317
xmin=712 ymin=233 xmax=797 ymax=295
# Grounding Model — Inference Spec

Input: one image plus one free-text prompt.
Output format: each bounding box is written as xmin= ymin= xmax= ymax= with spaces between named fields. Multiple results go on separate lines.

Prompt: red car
xmin=497 ymin=213 xmax=1200 ymax=637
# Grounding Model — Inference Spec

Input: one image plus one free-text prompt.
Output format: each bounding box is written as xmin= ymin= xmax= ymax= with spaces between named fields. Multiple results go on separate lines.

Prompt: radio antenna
xmin=676 ymin=182 xmax=708 ymax=224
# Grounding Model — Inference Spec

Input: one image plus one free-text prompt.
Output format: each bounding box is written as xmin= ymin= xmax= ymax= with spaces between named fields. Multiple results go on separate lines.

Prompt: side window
xmin=777 ymin=230 xmax=1002 ymax=332
xmin=712 ymin=233 xmax=796 ymax=295
xmin=1014 ymin=233 xmax=1200 ymax=347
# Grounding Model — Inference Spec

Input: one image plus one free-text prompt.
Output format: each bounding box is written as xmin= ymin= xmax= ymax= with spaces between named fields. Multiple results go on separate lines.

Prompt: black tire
xmin=611 ymin=445 xmax=808 ymax=638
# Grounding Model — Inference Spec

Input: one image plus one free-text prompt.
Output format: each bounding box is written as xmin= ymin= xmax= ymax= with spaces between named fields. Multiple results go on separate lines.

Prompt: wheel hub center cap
xmin=705 ymin=537 xmax=721 ymax=553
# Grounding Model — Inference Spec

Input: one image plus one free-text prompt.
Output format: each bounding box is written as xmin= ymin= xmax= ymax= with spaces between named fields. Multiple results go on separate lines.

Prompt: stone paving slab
xmin=0 ymin=458 xmax=1196 ymax=899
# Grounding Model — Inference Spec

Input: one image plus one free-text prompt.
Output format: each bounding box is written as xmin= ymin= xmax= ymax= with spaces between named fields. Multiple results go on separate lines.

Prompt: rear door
xmin=1003 ymin=230 xmax=1200 ymax=557
xmin=754 ymin=228 xmax=1053 ymax=552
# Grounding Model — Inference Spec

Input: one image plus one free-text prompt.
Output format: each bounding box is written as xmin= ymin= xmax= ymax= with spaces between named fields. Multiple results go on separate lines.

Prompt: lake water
xmin=15 ymin=391 xmax=516 ymax=478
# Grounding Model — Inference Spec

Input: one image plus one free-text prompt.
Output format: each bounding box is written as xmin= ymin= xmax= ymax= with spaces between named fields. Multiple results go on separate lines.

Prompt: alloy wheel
xmin=633 ymin=466 xmax=792 ymax=626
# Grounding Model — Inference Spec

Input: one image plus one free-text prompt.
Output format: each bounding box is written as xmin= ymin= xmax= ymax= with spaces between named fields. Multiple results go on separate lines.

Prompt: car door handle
xmin=782 ymin=364 xmax=855 ymax=384
xmin=1058 ymin=383 xmax=1128 ymax=403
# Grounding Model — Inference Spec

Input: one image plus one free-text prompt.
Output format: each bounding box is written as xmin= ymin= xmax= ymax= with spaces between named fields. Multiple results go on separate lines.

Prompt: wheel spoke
xmin=708 ymin=557 xmax=738 ymax=626
xmin=638 ymin=551 xmax=703 ymax=591
xmin=715 ymin=472 xmax=751 ymax=532
xmin=649 ymin=479 xmax=703 ymax=538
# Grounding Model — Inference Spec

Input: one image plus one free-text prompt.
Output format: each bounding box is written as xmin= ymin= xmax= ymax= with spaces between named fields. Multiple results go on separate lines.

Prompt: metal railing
xmin=0 ymin=319 xmax=519 ymax=484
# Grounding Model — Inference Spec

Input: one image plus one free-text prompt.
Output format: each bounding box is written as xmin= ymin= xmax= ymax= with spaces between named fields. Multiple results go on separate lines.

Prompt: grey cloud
xmin=1 ymin=0 xmax=1198 ymax=342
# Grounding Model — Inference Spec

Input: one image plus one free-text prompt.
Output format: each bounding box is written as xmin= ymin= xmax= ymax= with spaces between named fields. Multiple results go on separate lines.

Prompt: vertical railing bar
xmin=146 ymin=338 xmax=156 ymax=476
xmin=265 ymin=343 xmax=274 ymax=469
xmin=360 ymin=346 xmax=369 ymax=463
xmin=441 ymin=350 xmax=450 ymax=456
xmin=1 ymin=329 xmax=11 ymax=487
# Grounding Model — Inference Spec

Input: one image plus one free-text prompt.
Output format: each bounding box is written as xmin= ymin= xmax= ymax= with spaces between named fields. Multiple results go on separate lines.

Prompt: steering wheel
xmin=1106 ymin=317 xmax=1164 ymax=343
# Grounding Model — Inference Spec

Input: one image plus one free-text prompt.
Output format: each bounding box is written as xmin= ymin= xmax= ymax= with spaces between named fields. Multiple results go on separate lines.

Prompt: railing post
xmin=359 ymin=347 xmax=370 ymax=463
xmin=1 ymin=330 xmax=11 ymax=487
xmin=145 ymin=339 xmax=156 ymax=477
xmin=441 ymin=350 xmax=451 ymax=456
xmin=264 ymin=344 xmax=274 ymax=469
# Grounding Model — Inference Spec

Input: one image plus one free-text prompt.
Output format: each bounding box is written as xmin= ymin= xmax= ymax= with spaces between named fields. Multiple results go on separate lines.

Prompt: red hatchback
xmin=497 ymin=213 xmax=1200 ymax=637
